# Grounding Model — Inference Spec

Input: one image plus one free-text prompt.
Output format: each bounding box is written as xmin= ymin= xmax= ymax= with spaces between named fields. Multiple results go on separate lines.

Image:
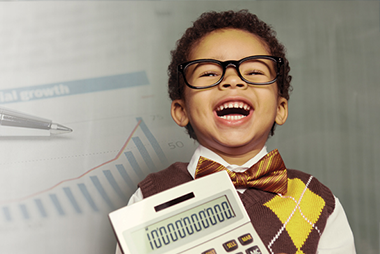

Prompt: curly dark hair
xmin=168 ymin=10 xmax=292 ymax=139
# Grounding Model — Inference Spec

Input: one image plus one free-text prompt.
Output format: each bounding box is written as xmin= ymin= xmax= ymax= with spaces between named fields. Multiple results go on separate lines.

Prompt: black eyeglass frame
xmin=178 ymin=55 xmax=284 ymax=90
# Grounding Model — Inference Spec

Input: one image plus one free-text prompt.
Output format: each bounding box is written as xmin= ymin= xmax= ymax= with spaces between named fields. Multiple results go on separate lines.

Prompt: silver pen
xmin=0 ymin=107 xmax=72 ymax=136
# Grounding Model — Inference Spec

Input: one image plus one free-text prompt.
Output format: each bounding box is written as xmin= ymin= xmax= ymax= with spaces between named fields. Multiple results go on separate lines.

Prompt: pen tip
xmin=50 ymin=123 xmax=73 ymax=135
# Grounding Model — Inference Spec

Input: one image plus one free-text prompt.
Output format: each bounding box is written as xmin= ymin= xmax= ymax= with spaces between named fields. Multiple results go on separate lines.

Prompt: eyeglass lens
xmin=184 ymin=58 xmax=278 ymax=88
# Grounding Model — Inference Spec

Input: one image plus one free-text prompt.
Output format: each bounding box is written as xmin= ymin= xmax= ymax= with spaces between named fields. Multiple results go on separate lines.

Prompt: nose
xmin=218 ymin=66 xmax=248 ymax=90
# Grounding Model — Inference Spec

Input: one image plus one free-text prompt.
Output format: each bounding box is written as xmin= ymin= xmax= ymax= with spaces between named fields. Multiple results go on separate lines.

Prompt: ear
xmin=171 ymin=99 xmax=189 ymax=127
xmin=275 ymin=97 xmax=288 ymax=125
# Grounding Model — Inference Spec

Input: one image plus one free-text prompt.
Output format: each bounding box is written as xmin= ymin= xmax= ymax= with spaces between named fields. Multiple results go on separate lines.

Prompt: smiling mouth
xmin=215 ymin=101 xmax=251 ymax=120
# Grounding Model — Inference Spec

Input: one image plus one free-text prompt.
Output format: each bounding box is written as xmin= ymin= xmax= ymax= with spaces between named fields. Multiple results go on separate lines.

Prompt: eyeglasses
xmin=178 ymin=55 xmax=283 ymax=89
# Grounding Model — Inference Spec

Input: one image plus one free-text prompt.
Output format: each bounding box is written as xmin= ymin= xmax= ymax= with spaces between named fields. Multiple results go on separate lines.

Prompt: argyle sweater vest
xmin=138 ymin=162 xmax=335 ymax=254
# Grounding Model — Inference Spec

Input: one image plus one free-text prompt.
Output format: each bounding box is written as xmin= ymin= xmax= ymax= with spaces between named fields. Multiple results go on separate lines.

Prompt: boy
xmin=116 ymin=10 xmax=355 ymax=254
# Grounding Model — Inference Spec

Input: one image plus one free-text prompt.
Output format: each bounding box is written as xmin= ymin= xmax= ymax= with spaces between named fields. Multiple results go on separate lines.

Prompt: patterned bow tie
xmin=195 ymin=149 xmax=288 ymax=195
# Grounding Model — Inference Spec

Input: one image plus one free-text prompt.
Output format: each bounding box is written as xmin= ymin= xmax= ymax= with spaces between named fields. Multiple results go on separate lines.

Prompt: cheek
xmin=258 ymin=94 xmax=279 ymax=118
xmin=185 ymin=90 xmax=212 ymax=111
xmin=183 ymin=97 xmax=204 ymax=124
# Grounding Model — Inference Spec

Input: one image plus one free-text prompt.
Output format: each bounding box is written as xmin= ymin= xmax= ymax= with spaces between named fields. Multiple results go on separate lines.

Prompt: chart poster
xmin=0 ymin=2 xmax=379 ymax=254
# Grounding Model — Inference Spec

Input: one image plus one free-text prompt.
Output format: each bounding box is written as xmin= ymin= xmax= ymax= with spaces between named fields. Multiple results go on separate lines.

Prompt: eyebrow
xmin=192 ymin=55 xmax=236 ymax=62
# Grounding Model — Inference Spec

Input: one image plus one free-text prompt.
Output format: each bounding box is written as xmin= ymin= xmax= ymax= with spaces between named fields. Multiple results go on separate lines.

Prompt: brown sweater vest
xmin=138 ymin=162 xmax=335 ymax=254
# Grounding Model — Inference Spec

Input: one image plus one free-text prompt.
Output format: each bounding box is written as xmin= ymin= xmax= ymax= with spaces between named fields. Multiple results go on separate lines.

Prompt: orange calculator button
xmin=223 ymin=239 xmax=238 ymax=252
xmin=201 ymin=248 xmax=217 ymax=254
xmin=238 ymin=233 xmax=253 ymax=245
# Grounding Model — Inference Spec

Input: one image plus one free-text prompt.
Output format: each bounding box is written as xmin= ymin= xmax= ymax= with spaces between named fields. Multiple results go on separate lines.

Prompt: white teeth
xmin=220 ymin=115 xmax=246 ymax=120
xmin=217 ymin=102 xmax=251 ymax=111
xmin=216 ymin=101 xmax=251 ymax=120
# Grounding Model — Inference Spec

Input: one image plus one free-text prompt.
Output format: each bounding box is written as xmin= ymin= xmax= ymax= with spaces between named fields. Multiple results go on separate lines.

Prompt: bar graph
xmin=78 ymin=183 xmax=99 ymax=212
xmin=0 ymin=117 xmax=172 ymax=222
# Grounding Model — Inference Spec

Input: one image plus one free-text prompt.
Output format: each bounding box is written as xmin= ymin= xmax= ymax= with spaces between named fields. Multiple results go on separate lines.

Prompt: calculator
xmin=109 ymin=171 xmax=269 ymax=254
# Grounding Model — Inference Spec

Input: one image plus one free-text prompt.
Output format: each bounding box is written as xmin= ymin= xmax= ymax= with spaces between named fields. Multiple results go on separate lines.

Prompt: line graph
xmin=0 ymin=117 xmax=168 ymax=222
xmin=0 ymin=119 xmax=142 ymax=205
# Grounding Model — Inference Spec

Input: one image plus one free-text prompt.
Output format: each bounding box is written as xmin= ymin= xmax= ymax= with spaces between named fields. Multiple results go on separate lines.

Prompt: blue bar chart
xmin=0 ymin=117 xmax=169 ymax=222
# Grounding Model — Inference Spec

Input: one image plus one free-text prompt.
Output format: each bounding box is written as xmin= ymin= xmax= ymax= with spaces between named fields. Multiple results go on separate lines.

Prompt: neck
xmin=206 ymin=145 xmax=266 ymax=166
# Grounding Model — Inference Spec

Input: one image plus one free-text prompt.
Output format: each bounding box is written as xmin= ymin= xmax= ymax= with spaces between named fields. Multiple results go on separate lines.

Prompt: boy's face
xmin=171 ymin=29 xmax=288 ymax=164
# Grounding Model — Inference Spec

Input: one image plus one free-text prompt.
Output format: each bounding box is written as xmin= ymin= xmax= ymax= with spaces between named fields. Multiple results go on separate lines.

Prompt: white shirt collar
xmin=187 ymin=145 xmax=268 ymax=179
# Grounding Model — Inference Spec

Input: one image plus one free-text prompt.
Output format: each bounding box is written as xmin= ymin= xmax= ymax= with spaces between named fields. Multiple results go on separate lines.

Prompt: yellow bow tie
xmin=195 ymin=149 xmax=288 ymax=195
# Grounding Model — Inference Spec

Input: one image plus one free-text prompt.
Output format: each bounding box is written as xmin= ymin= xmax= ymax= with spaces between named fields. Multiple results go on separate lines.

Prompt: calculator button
xmin=202 ymin=248 xmax=217 ymax=254
xmin=245 ymin=245 xmax=262 ymax=254
xmin=238 ymin=233 xmax=253 ymax=245
xmin=223 ymin=239 xmax=238 ymax=252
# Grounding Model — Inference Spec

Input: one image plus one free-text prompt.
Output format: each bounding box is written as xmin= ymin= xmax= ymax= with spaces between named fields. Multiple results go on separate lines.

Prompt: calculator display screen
xmin=129 ymin=195 xmax=236 ymax=254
